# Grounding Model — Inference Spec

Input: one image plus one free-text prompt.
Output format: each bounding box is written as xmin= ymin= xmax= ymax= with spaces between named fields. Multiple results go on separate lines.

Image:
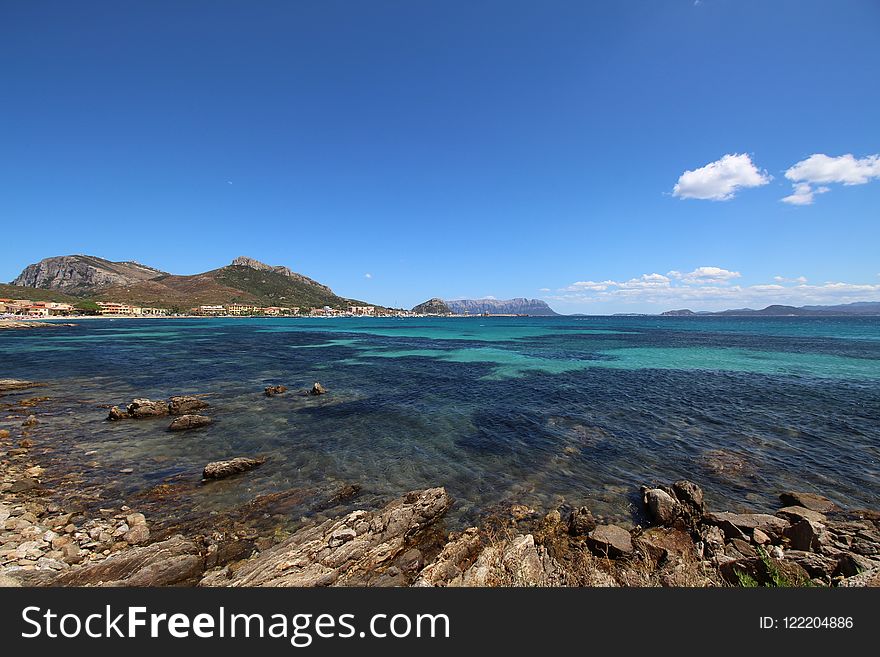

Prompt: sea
xmin=2 ymin=315 xmax=879 ymax=529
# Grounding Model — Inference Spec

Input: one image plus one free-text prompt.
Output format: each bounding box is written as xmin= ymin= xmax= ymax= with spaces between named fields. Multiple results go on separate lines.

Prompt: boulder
xmin=309 ymin=382 xmax=327 ymax=396
xmin=784 ymin=519 xmax=826 ymax=551
xmin=264 ymin=385 xmax=288 ymax=396
xmin=586 ymin=524 xmax=633 ymax=558
xmin=22 ymin=414 xmax=38 ymax=427
xmin=168 ymin=395 xmax=209 ymax=415
xmin=568 ymin=506 xmax=597 ymax=536
xmin=779 ymin=491 xmax=838 ymax=514
xmin=643 ymin=488 xmax=680 ymax=526
xmin=201 ymin=488 xmax=451 ymax=587
xmin=672 ymin=479 xmax=705 ymax=523
xmin=9 ymin=478 xmax=40 ymax=493
xmin=784 ymin=550 xmax=838 ymax=579
xmin=168 ymin=414 xmax=212 ymax=431
xmin=0 ymin=429 xmax=9 ymax=439
xmin=127 ymin=398 xmax=170 ymax=418
xmin=203 ymin=457 xmax=267 ymax=480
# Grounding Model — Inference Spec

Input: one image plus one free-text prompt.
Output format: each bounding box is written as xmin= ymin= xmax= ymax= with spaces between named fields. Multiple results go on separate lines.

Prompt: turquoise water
xmin=1 ymin=316 xmax=878 ymax=527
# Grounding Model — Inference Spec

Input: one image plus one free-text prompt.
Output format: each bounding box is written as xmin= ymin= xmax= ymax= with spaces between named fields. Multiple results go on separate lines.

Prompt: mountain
xmin=12 ymin=255 xmax=166 ymax=293
xmin=444 ymin=298 xmax=559 ymax=316
xmin=660 ymin=301 xmax=880 ymax=317
xmin=9 ymin=255 xmax=370 ymax=311
xmin=412 ymin=298 xmax=452 ymax=315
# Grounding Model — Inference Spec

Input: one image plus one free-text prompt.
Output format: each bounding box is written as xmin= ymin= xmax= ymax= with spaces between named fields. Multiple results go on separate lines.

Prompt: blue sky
xmin=2 ymin=0 xmax=878 ymax=313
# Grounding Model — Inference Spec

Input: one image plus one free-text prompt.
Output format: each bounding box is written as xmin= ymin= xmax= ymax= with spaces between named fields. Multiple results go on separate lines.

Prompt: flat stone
xmin=168 ymin=414 xmax=212 ymax=431
xmin=587 ymin=524 xmax=633 ymax=558
xmin=706 ymin=512 xmax=789 ymax=540
xmin=776 ymin=506 xmax=827 ymax=524
xmin=779 ymin=491 xmax=837 ymax=514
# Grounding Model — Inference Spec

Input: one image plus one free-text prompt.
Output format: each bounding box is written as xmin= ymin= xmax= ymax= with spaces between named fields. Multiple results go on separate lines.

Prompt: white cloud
xmin=785 ymin=153 xmax=880 ymax=186
xmin=681 ymin=266 xmax=741 ymax=284
xmin=364 ymin=273 xmax=373 ymax=279
xmin=781 ymin=182 xmax=829 ymax=206
xmin=672 ymin=153 xmax=771 ymax=201
xmin=539 ymin=288 xmax=551 ymax=292
xmin=548 ymin=266 xmax=880 ymax=311
xmin=782 ymin=153 xmax=880 ymax=206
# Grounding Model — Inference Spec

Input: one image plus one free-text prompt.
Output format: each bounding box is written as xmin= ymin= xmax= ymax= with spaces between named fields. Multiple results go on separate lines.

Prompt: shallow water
xmin=2 ymin=316 xmax=879 ymax=527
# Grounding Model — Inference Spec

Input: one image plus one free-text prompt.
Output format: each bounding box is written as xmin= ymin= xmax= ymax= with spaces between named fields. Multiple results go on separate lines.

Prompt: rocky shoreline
xmin=1 ymin=378 xmax=878 ymax=588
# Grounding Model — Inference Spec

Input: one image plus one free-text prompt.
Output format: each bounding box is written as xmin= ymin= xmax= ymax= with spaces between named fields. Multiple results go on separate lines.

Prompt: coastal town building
xmin=0 ymin=299 xmax=74 ymax=316
xmin=95 ymin=302 xmax=168 ymax=316
xmin=348 ymin=305 xmax=376 ymax=316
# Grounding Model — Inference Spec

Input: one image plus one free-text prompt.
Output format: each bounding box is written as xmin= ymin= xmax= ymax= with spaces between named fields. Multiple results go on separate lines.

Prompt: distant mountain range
xmin=660 ymin=302 xmax=880 ymax=317
xmin=5 ymin=255 xmax=371 ymax=311
xmin=411 ymin=297 xmax=558 ymax=316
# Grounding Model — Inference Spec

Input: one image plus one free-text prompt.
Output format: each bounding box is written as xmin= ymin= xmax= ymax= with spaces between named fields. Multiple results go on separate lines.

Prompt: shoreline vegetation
xmin=1 ymin=378 xmax=878 ymax=588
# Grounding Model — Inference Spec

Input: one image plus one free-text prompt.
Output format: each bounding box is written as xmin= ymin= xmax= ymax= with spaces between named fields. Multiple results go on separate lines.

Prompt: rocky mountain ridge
xmin=12 ymin=255 xmax=166 ymax=293
xmin=445 ymin=297 xmax=559 ymax=316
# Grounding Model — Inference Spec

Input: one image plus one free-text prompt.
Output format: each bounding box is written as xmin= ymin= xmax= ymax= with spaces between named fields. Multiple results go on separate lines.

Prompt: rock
xmin=19 ymin=438 xmax=35 ymax=448
xmin=127 ymin=398 xmax=170 ymax=418
xmin=168 ymin=396 xmax=209 ymax=415
xmin=203 ymin=457 xmax=267 ymax=480
xmin=107 ymin=406 xmax=128 ymax=421
xmin=309 ymin=382 xmax=327 ymax=396
xmin=168 ymin=414 xmax=212 ymax=431
xmin=643 ymin=488 xmax=680 ymax=526
xmin=837 ymin=568 xmax=880 ymax=587
xmin=568 ymin=506 xmax=597 ymax=535
xmin=719 ymin=556 xmax=810 ymax=587
xmin=126 ymin=513 xmax=146 ymax=527
xmin=784 ymin=519 xmax=826 ymax=551
xmin=123 ymin=524 xmax=150 ymax=545
xmin=586 ymin=524 xmax=633 ymax=558
xmin=37 ymin=536 xmax=203 ymax=587
xmin=672 ymin=480 xmax=705 ymax=515
xmin=752 ymin=528 xmax=771 ymax=545
xmin=705 ymin=512 xmax=790 ymax=541
xmin=636 ymin=527 xmax=698 ymax=565
xmin=9 ymin=478 xmax=39 ymax=493
xmin=776 ymin=506 xmax=827 ymax=524
xmin=785 ymin=550 xmax=838 ymax=579
xmin=779 ymin=491 xmax=838 ymax=514
xmin=0 ymin=429 xmax=9 ymax=439
xmin=0 ymin=574 xmax=21 ymax=587
xmin=264 ymin=385 xmax=288 ymax=396
xmin=22 ymin=415 xmax=38 ymax=427
xmin=201 ymin=488 xmax=451 ymax=587
xmin=61 ymin=543 xmax=82 ymax=564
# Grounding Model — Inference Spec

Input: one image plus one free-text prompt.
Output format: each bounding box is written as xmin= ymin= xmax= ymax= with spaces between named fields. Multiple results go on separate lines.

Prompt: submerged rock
xmin=201 ymin=487 xmax=450 ymax=587
xmin=203 ymin=457 xmax=267 ymax=480
xmin=309 ymin=382 xmax=327 ymax=396
xmin=127 ymin=398 xmax=170 ymax=418
xmin=168 ymin=396 xmax=209 ymax=415
xmin=0 ymin=379 xmax=44 ymax=393
xmin=264 ymin=385 xmax=287 ymax=396
xmin=168 ymin=414 xmax=212 ymax=431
